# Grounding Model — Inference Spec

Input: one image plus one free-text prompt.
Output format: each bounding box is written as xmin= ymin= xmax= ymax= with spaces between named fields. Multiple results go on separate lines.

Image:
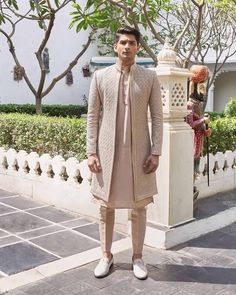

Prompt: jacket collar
xmin=115 ymin=60 xmax=137 ymax=73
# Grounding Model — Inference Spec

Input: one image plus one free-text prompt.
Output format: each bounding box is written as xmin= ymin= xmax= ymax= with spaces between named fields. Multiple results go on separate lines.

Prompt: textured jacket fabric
xmin=86 ymin=63 xmax=163 ymax=202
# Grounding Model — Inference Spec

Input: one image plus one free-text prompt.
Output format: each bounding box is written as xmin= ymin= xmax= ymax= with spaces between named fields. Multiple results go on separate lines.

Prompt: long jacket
xmin=86 ymin=63 xmax=163 ymax=202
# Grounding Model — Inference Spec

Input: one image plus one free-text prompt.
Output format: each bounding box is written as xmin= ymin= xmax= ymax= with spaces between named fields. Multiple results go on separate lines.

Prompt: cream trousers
xmin=99 ymin=206 xmax=147 ymax=255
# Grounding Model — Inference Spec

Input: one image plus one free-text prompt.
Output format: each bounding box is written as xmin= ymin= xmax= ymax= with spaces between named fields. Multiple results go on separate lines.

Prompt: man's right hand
xmin=87 ymin=154 xmax=102 ymax=173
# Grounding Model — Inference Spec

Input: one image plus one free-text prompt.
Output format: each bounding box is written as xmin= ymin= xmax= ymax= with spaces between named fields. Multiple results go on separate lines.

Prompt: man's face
xmin=114 ymin=34 xmax=139 ymax=64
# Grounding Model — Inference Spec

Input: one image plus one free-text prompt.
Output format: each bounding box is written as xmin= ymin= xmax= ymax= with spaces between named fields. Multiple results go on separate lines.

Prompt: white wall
xmin=1 ymin=2 xmax=236 ymax=109
xmin=214 ymin=71 xmax=236 ymax=112
xmin=0 ymin=2 xmax=98 ymax=105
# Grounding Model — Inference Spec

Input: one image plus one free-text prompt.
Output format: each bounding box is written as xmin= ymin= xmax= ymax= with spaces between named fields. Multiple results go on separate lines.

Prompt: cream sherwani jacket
xmin=86 ymin=63 xmax=163 ymax=203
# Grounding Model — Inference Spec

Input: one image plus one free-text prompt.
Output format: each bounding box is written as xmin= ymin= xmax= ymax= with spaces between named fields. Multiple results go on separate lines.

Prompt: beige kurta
xmin=93 ymin=67 xmax=153 ymax=208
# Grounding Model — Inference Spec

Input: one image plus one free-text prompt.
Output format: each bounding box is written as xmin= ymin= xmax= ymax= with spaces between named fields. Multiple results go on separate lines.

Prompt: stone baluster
xmin=0 ymin=148 xmax=7 ymax=173
xmin=27 ymin=152 xmax=40 ymax=177
xmin=16 ymin=150 xmax=29 ymax=176
xmin=65 ymin=157 xmax=81 ymax=184
xmin=39 ymin=154 xmax=52 ymax=179
xmin=6 ymin=148 xmax=18 ymax=174
xmin=225 ymin=150 xmax=235 ymax=171
xmin=51 ymin=155 xmax=66 ymax=181
xmin=215 ymin=152 xmax=225 ymax=177
xmin=204 ymin=153 xmax=215 ymax=181
xmin=79 ymin=159 xmax=92 ymax=185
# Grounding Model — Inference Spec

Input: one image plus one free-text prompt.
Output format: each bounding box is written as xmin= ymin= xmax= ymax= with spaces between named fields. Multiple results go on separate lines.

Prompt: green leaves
xmin=0 ymin=113 xmax=87 ymax=160
xmin=224 ymin=97 xmax=236 ymax=117
xmin=7 ymin=0 xmax=18 ymax=10
xmin=54 ymin=0 xmax=60 ymax=8
xmin=70 ymin=1 xmax=122 ymax=32
xmin=0 ymin=14 xmax=5 ymax=25
xmin=204 ymin=116 xmax=236 ymax=155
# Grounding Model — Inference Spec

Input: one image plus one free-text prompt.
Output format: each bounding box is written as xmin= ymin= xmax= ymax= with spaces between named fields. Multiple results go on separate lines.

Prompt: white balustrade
xmin=196 ymin=150 xmax=236 ymax=198
xmin=0 ymin=149 xmax=92 ymax=186
xmin=0 ymin=148 xmax=98 ymax=224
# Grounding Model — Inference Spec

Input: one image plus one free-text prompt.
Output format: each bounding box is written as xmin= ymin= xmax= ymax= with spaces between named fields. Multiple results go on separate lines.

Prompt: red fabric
xmin=187 ymin=101 xmax=205 ymax=158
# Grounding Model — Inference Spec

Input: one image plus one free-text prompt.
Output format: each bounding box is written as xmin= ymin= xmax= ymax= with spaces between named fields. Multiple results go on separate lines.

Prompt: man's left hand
xmin=143 ymin=154 xmax=160 ymax=174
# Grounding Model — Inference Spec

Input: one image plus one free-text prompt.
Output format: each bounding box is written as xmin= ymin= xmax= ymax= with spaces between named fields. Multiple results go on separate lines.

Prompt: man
xmin=87 ymin=27 xmax=163 ymax=280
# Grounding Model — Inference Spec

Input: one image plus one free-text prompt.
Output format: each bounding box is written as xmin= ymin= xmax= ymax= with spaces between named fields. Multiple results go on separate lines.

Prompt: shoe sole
xmin=133 ymin=271 xmax=148 ymax=280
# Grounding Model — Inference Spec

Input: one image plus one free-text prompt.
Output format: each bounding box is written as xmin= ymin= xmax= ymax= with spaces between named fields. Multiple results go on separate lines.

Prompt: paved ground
xmin=0 ymin=189 xmax=236 ymax=294
xmin=0 ymin=189 xmax=124 ymax=277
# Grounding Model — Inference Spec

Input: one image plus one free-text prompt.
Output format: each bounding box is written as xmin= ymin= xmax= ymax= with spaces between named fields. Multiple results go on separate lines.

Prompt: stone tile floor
xmin=0 ymin=189 xmax=124 ymax=276
xmin=5 ymin=221 xmax=236 ymax=295
xmin=0 ymin=189 xmax=236 ymax=294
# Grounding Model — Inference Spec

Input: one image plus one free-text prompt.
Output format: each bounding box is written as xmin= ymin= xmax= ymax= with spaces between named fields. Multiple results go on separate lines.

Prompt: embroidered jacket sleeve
xmin=149 ymin=71 xmax=163 ymax=156
xmin=86 ymin=71 xmax=101 ymax=157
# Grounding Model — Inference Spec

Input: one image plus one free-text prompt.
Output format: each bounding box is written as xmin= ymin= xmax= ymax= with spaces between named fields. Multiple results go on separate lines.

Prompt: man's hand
xmin=87 ymin=154 xmax=102 ymax=173
xmin=143 ymin=154 xmax=160 ymax=174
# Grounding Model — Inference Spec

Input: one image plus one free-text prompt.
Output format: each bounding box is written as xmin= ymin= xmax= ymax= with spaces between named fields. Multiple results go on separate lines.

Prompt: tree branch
xmin=142 ymin=2 xmax=165 ymax=44
xmin=42 ymin=29 xmax=96 ymax=97
xmin=129 ymin=11 xmax=158 ymax=64
xmin=0 ymin=28 xmax=36 ymax=95
xmin=185 ymin=2 xmax=204 ymax=67
xmin=174 ymin=14 xmax=192 ymax=50
xmin=35 ymin=6 xmax=55 ymax=99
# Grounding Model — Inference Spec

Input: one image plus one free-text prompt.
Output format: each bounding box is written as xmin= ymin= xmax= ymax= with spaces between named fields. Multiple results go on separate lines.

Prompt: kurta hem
xmin=91 ymin=194 xmax=153 ymax=209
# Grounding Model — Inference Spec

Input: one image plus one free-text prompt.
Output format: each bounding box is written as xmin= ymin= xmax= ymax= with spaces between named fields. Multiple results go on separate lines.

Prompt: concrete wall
xmin=214 ymin=71 xmax=236 ymax=112
xmin=0 ymin=2 xmax=98 ymax=105
xmin=1 ymin=2 xmax=236 ymax=110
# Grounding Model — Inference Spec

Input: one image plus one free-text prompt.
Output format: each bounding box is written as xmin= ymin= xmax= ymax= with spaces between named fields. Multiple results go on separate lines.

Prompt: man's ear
xmin=113 ymin=43 xmax=117 ymax=53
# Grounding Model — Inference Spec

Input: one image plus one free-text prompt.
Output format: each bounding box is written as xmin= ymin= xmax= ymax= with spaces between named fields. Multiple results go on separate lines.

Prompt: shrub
xmin=0 ymin=113 xmax=87 ymax=160
xmin=208 ymin=111 xmax=225 ymax=121
xmin=204 ymin=117 xmax=236 ymax=155
xmin=224 ymin=97 xmax=236 ymax=117
xmin=0 ymin=104 xmax=87 ymax=118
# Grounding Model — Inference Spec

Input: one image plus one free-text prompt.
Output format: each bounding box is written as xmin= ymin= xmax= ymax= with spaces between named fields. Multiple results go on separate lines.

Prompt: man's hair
xmin=115 ymin=27 xmax=141 ymax=44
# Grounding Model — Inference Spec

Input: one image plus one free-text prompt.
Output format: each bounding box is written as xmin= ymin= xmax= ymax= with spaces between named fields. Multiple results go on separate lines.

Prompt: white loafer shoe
xmin=94 ymin=256 xmax=114 ymax=278
xmin=133 ymin=258 xmax=148 ymax=280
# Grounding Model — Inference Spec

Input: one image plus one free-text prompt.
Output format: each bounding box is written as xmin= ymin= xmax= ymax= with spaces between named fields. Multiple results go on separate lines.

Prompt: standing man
xmin=87 ymin=27 xmax=163 ymax=280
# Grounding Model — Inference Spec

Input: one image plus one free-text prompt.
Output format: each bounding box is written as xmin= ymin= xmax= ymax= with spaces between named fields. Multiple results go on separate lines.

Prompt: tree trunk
xmin=35 ymin=97 xmax=42 ymax=114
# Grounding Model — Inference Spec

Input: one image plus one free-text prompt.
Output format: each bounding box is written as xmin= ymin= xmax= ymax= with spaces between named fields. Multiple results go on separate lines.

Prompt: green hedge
xmin=0 ymin=113 xmax=235 ymax=160
xmin=0 ymin=113 xmax=86 ymax=160
xmin=0 ymin=104 xmax=87 ymax=118
xmin=208 ymin=111 xmax=225 ymax=121
xmin=205 ymin=117 xmax=236 ymax=155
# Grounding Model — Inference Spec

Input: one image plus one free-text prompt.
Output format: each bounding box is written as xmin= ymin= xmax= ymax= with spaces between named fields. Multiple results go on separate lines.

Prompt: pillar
xmin=148 ymin=40 xmax=194 ymax=227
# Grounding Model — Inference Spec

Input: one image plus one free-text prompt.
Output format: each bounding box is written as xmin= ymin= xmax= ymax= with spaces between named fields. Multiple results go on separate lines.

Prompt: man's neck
xmin=117 ymin=59 xmax=135 ymax=72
